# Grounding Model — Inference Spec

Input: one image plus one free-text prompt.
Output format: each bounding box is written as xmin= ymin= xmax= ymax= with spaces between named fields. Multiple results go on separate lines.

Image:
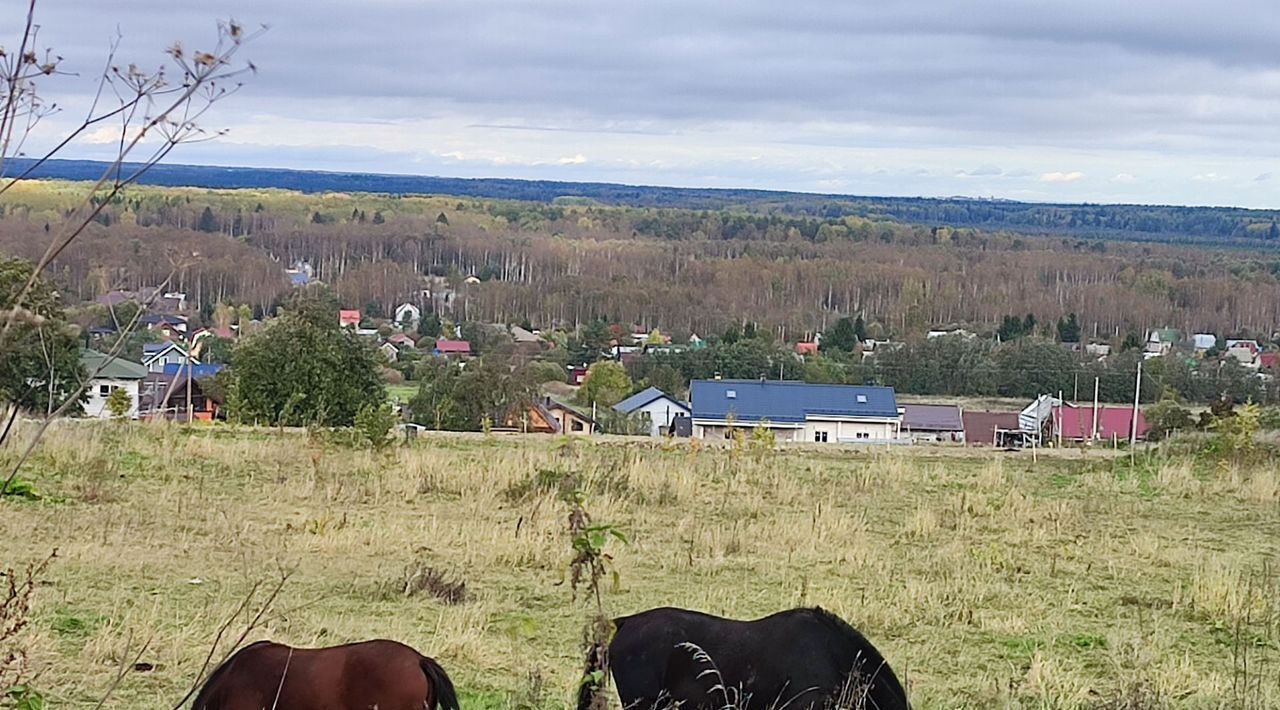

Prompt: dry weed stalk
xmin=0 ymin=550 xmax=55 ymax=694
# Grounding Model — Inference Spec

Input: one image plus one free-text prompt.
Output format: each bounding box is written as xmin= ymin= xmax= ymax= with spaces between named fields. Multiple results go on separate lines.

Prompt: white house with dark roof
xmin=81 ymin=349 xmax=148 ymax=418
xmin=613 ymin=386 xmax=690 ymax=437
xmin=690 ymin=380 xmax=903 ymax=444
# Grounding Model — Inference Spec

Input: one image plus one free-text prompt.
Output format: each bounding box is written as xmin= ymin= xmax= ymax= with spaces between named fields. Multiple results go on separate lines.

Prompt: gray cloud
xmin=14 ymin=1 xmax=1280 ymax=206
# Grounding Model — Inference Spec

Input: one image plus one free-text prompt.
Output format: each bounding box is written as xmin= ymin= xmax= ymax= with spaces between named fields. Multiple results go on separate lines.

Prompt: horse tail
xmin=190 ymin=641 xmax=267 ymax=710
xmin=419 ymin=655 xmax=460 ymax=710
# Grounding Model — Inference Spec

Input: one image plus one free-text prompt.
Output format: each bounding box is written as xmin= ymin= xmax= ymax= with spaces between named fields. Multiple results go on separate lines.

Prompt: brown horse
xmin=192 ymin=639 xmax=460 ymax=710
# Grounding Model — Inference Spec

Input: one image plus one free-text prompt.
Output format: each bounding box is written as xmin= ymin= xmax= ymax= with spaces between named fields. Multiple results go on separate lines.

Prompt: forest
xmin=3 ymin=178 xmax=1280 ymax=346
xmin=9 ymin=158 xmax=1280 ymax=246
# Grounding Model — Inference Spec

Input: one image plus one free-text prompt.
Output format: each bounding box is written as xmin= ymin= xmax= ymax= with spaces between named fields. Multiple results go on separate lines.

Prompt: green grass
xmin=387 ymin=383 xmax=417 ymax=404
xmin=3 ymin=423 xmax=1280 ymax=708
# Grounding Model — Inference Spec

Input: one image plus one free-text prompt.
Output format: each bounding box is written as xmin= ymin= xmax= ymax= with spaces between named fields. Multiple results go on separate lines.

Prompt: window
xmin=98 ymin=384 xmax=113 ymax=397
xmin=814 ymin=431 xmax=828 ymax=443
xmin=856 ymin=394 xmax=868 ymax=403
xmin=571 ymin=420 xmax=584 ymax=432
xmin=726 ymin=389 xmax=737 ymax=399
xmin=856 ymin=432 xmax=870 ymax=440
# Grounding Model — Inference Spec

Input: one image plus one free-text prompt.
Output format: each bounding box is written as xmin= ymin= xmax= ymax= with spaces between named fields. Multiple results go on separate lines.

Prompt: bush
xmin=1145 ymin=399 xmax=1193 ymax=442
xmin=355 ymin=403 xmax=400 ymax=450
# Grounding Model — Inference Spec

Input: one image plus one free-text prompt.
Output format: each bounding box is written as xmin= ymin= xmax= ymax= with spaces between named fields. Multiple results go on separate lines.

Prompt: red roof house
xmin=1055 ymin=405 xmax=1149 ymax=442
xmin=794 ymin=342 xmax=819 ymax=356
xmin=339 ymin=310 xmax=361 ymax=328
xmin=1260 ymin=352 xmax=1279 ymax=370
xmin=434 ymin=339 xmax=472 ymax=356
xmin=387 ymin=333 xmax=417 ymax=348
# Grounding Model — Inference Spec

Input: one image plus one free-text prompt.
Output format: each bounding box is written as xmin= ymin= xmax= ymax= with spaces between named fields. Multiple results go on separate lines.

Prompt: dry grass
xmin=1 ymin=420 xmax=1279 ymax=708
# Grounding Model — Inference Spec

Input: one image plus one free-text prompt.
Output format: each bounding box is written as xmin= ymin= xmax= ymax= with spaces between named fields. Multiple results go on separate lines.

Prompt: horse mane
xmin=190 ymin=641 xmax=273 ymax=709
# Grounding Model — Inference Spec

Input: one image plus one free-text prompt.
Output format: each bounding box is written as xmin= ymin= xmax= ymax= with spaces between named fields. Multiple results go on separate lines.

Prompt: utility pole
xmin=1092 ymin=377 xmax=1100 ymax=442
xmin=1130 ymin=359 xmax=1142 ymax=465
xmin=1056 ymin=390 xmax=1063 ymax=448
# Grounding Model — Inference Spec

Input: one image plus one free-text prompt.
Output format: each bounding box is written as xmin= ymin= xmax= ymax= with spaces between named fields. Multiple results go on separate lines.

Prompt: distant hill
xmin=6 ymin=158 xmax=1280 ymax=245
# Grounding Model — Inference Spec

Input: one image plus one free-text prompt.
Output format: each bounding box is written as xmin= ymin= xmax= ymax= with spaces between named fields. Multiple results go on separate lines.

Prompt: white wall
xmin=633 ymin=398 xmax=690 ymax=436
xmin=802 ymin=419 xmax=899 ymax=443
xmin=83 ymin=379 xmax=139 ymax=419
xmin=693 ymin=417 xmax=901 ymax=444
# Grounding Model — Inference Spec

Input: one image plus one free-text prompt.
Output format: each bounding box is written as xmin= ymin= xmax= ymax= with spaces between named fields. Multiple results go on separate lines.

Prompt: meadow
xmin=2 ymin=422 xmax=1279 ymax=709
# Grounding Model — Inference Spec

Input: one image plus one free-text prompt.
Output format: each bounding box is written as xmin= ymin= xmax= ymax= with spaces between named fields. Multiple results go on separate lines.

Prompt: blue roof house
xmin=689 ymin=380 xmax=904 ymax=444
xmin=613 ymin=386 xmax=690 ymax=437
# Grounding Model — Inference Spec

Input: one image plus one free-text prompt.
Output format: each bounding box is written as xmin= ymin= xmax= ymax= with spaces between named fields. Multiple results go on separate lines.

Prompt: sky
xmin=14 ymin=0 xmax=1280 ymax=207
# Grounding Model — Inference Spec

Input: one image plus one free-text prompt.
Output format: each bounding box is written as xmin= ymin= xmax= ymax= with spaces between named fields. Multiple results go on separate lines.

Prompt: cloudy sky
xmin=17 ymin=1 xmax=1280 ymax=207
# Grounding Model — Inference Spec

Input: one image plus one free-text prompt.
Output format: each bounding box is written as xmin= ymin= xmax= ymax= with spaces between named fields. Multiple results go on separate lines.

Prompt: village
xmin=74 ymin=272 xmax=1280 ymax=449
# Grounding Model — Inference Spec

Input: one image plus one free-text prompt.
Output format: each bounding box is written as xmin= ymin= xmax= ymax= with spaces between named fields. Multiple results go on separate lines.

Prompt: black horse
xmin=578 ymin=607 xmax=909 ymax=710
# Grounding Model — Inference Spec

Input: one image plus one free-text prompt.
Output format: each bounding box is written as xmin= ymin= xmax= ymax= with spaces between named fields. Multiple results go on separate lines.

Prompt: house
xmin=1055 ymin=405 xmax=1149 ymax=443
xmin=545 ymin=398 xmax=595 ymax=435
xmin=1226 ymin=344 xmax=1261 ymax=368
xmin=510 ymin=326 xmax=543 ymax=345
xmin=1261 ymin=352 xmax=1279 ymax=371
xmin=794 ymin=341 xmax=819 ymax=357
xmin=140 ymin=313 xmax=189 ymax=337
xmin=962 ymin=411 xmax=1021 ymax=447
xmin=1144 ymin=328 xmax=1177 ymax=357
xmin=689 ymin=380 xmax=903 ymax=444
xmin=387 ymin=333 xmax=417 ymax=349
xmin=339 ymin=310 xmax=361 ymax=328
xmin=500 ymin=399 xmax=594 ymax=435
xmin=379 ymin=342 xmax=400 ymax=363
xmin=80 ymin=349 xmax=148 ymax=419
xmin=613 ymin=386 xmax=691 ymax=437
xmin=285 ymin=260 xmax=313 ymax=287
xmin=927 ymin=328 xmax=974 ymax=340
xmin=1193 ymin=333 xmax=1217 ymax=351
xmin=393 ymin=303 xmax=421 ymax=330
xmin=901 ymin=404 xmax=965 ymax=443
xmin=569 ymin=366 xmax=589 ymax=386
xmin=434 ymin=339 xmax=471 ymax=357
xmin=142 ymin=342 xmax=196 ymax=373
xmin=1085 ymin=342 xmax=1112 ymax=358
xmin=138 ymin=370 xmax=219 ymax=422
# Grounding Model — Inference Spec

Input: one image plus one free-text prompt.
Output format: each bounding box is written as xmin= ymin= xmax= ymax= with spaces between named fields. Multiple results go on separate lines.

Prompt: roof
xmin=143 ymin=342 xmax=190 ymax=361
xmin=794 ymin=342 xmax=819 ymax=355
xmin=139 ymin=313 xmax=187 ymax=325
xmin=339 ymin=309 xmax=361 ymax=325
xmin=614 ymin=386 xmax=687 ymax=415
xmin=962 ymin=411 xmax=1020 ymax=445
xmin=81 ymin=349 xmax=148 ymax=380
xmin=1261 ymin=352 xmax=1279 ymax=370
xmin=287 ymin=271 xmax=310 ymax=286
xmin=161 ymin=363 xmax=225 ymax=379
xmin=690 ymin=380 xmax=899 ymax=423
xmin=510 ymin=326 xmax=542 ymax=343
xmin=435 ymin=339 xmax=471 ymax=353
xmin=902 ymin=404 xmax=964 ymax=432
xmin=1055 ymin=405 xmax=1149 ymax=441
xmin=546 ymin=397 xmax=596 ymax=424
xmin=388 ymin=333 xmax=416 ymax=346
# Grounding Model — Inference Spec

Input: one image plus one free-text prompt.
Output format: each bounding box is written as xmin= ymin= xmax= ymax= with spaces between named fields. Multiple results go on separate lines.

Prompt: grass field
xmin=3 ymin=423 xmax=1280 ymax=709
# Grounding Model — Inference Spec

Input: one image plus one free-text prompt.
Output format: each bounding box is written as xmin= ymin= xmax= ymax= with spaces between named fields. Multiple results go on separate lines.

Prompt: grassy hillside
xmin=4 ymin=424 xmax=1278 ymax=708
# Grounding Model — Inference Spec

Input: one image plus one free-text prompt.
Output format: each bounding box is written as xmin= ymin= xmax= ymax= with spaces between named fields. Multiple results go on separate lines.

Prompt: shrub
xmin=355 ymin=403 xmax=400 ymax=450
